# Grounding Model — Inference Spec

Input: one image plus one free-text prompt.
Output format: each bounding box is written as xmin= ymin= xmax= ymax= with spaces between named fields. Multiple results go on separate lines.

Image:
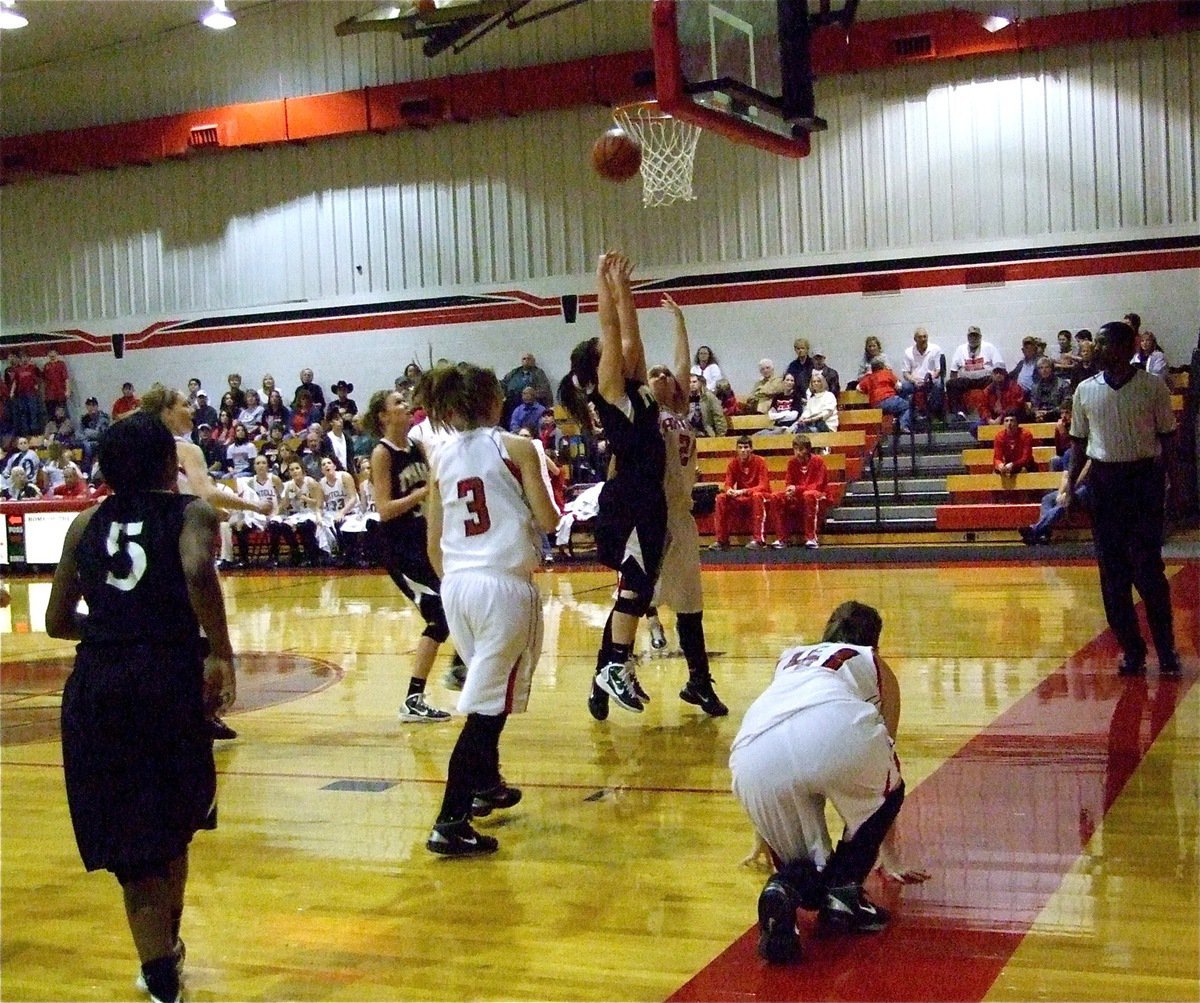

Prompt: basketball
xmin=591 ymin=127 xmax=642 ymax=182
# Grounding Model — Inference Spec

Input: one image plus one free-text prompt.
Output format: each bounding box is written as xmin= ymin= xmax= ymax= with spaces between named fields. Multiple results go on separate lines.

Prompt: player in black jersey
xmin=560 ymin=252 xmax=668 ymax=718
xmin=363 ymin=389 xmax=462 ymax=722
xmin=46 ymin=412 xmax=235 ymax=1003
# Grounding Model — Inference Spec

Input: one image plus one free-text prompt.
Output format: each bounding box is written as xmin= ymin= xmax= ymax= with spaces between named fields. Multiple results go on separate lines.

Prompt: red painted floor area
xmin=670 ymin=564 xmax=1198 ymax=1003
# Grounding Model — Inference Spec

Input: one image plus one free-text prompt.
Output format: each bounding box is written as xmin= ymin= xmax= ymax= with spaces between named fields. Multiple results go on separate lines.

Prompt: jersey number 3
xmin=105 ymin=521 xmax=148 ymax=592
xmin=457 ymin=477 xmax=492 ymax=537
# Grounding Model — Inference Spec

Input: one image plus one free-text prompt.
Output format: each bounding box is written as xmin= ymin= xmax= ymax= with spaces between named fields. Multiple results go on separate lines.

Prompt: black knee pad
xmin=614 ymin=558 xmax=655 ymax=619
xmin=419 ymin=593 xmax=450 ymax=644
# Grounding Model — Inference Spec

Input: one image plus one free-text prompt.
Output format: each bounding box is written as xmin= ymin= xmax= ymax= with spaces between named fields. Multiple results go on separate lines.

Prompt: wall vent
xmin=188 ymin=125 xmax=221 ymax=148
xmin=893 ymin=34 xmax=934 ymax=58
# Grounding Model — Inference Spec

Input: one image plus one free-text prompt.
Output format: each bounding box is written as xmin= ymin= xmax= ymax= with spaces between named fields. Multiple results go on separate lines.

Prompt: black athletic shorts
xmin=61 ymin=642 xmax=216 ymax=875
xmin=593 ymin=477 xmax=668 ymax=582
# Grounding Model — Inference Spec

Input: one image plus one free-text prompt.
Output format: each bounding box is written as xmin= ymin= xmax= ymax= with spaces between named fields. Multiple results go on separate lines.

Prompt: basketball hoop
xmin=612 ymin=100 xmax=700 ymax=208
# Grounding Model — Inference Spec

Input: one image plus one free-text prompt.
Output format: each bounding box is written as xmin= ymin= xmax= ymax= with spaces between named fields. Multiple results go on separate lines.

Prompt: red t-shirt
xmin=42 ymin=359 xmax=69 ymax=401
xmin=10 ymin=362 xmax=40 ymax=396
xmin=856 ymin=368 xmax=900 ymax=406
xmin=111 ymin=395 xmax=140 ymax=418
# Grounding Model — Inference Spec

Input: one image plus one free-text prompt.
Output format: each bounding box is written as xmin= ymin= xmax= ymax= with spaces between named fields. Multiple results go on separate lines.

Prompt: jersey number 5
xmin=105 ymin=521 xmax=148 ymax=592
xmin=457 ymin=477 xmax=492 ymax=537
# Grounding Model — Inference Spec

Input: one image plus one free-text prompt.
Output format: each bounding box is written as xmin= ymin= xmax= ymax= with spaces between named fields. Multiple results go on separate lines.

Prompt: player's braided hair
xmin=820 ymin=601 xmax=883 ymax=648
xmin=420 ymin=362 xmax=502 ymax=431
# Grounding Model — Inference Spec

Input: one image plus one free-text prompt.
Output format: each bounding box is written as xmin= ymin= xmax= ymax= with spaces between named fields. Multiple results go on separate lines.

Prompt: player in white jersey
xmin=230 ymin=455 xmax=283 ymax=566
xmin=731 ymin=602 xmax=926 ymax=964
xmin=317 ymin=456 xmax=358 ymax=562
xmin=422 ymin=363 xmax=558 ymax=857
xmin=643 ymin=294 xmax=727 ymax=716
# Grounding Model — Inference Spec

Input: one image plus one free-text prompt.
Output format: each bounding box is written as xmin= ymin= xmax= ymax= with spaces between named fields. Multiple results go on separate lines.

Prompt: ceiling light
xmin=982 ymin=14 xmax=1012 ymax=32
xmin=201 ymin=1 xmax=236 ymax=30
xmin=0 ymin=1 xmax=28 ymax=30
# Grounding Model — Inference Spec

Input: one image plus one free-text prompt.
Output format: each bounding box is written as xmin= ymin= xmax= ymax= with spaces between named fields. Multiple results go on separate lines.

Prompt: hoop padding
xmin=613 ymin=102 xmax=701 ymax=208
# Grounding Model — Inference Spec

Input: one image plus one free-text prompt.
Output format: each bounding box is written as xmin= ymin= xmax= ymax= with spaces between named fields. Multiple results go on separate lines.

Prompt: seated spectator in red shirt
xmin=767 ymin=434 xmax=829 ymax=550
xmin=993 ymin=410 xmax=1036 ymax=476
xmin=977 ymin=366 xmax=1027 ymax=425
xmin=714 ymin=378 xmax=739 ymax=418
xmin=710 ymin=436 xmax=773 ymax=550
xmin=51 ymin=463 xmax=92 ymax=499
xmin=855 ymin=358 xmax=912 ymax=433
xmin=111 ymin=382 xmax=140 ymax=419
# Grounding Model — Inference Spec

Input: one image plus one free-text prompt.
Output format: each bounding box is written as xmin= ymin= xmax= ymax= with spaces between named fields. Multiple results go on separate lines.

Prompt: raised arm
xmin=662 ymin=294 xmax=691 ymax=413
xmin=595 ymin=253 xmax=626 ymax=405
xmin=179 ymin=440 xmax=269 ymax=514
xmin=610 ymin=254 xmax=647 ymax=384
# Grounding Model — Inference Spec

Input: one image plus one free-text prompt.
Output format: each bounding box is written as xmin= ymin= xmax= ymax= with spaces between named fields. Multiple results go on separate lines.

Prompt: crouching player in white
xmin=423 ymin=364 xmax=559 ymax=856
xmin=730 ymin=601 xmax=928 ymax=963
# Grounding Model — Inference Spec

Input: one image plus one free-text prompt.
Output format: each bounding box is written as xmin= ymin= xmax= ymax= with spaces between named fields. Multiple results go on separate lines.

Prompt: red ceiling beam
xmin=1 ymin=1 xmax=1196 ymax=185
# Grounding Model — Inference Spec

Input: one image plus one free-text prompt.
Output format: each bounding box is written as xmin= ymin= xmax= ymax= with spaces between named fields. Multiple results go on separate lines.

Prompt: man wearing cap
xmin=192 ymin=390 xmax=218 ymax=433
xmin=947 ymin=326 xmax=1003 ymax=418
xmin=325 ymin=381 xmax=358 ymax=422
xmin=978 ymin=365 xmax=1027 ymax=425
xmin=196 ymin=422 xmax=225 ymax=473
xmin=1011 ymin=337 xmax=1041 ymax=393
xmin=78 ymin=397 xmax=111 ymax=469
xmin=810 ymin=352 xmax=840 ymax=398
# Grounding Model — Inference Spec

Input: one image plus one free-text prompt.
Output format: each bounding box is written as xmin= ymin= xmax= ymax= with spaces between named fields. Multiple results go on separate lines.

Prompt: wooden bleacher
xmin=697 ymin=451 xmax=847 ymax=482
xmin=975 ymin=422 xmax=1057 ymax=443
xmin=962 ymin=446 xmax=1058 ymax=473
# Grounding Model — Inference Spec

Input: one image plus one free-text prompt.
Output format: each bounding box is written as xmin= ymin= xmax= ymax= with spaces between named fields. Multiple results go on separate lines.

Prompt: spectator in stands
xmin=761 ymin=374 xmax=799 ymax=434
xmin=744 ymin=359 xmax=788 ymax=414
xmin=710 ymin=435 xmax=773 ymax=550
xmin=237 ymin=388 xmax=266 ymax=437
xmin=349 ymin=413 xmax=376 ymax=466
xmin=509 ymin=385 xmax=548 ymax=435
xmin=1027 ymin=357 xmax=1070 ymax=422
xmin=226 ymin=423 xmax=258 ymax=477
xmin=212 ymin=408 xmax=236 ymax=448
xmin=326 ymin=380 xmax=358 ymax=421
xmin=78 ymin=397 xmax=111 ymax=469
xmin=1122 ymin=312 xmax=1141 ymax=335
xmin=947 ymin=326 xmax=1004 ymax=418
xmin=993 ymin=410 xmax=1036 ymax=476
xmin=290 ymin=388 xmax=322 ymax=432
xmin=2 ymin=436 xmax=41 ymax=485
xmin=41 ymin=349 xmax=70 ymax=418
xmin=43 ymin=402 xmax=78 ymax=449
xmin=2 ymin=465 xmax=40 ymax=500
xmin=900 ymin=326 xmax=946 ymax=420
xmin=1011 ymin=337 xmax=1041 ymax=393
xmin=52 ymin=461 xmax=91 ymax=499
xmin=260 ymin=373 xmax=278 ymax=402
xmin=259 ymin=422 xmax=287 ymax=472
xmin=1054 ymin=329 xmax=1077 ymax=373
xmin=1051 ymin=402 xmax=1073 ymax=470
xmin=1074 ymin=328 xmax=1093 ymax=354
xmin=784 ymin=339 xmax=815 ymax=399
xmin=225 ymin=373 xmax=247 ymax=412
xmin=714 ymin=378 xmax=739 ymax=418
xmin=218 ymin=390 xmax=238 ymax=421
xmin=691 ymin=346 xmax=722 ymax=391
xmin=810 ymin=352 xmax=840 ymax=397
xmin=196 ymin=423 xmax=225 ymax=473
xmin=325 ymin=411 xmax=354 ymax=472
xmin=502 ymin=352 xmax=554 ymax=409
xmin=186 ymin=377 xmax=202 ymax=407
xmin=977 ymin=366 xmax=1027 ymax=426
xmin=1020 ymin=448 xmax=1091 ymax=545
xmin=263 ymin=389 xmax=291 ymax=430
xmin=853 ymin=336 xmax=890 ymax=384
xmin=299 ymin=427 xmax=329 ymax=479
xmin=6 ymin=349 xmax=42 ymax=436
xmin=793 ymin=372 xmax=839 ymax=433
xmin=40 ymin=441 xmax=72 ymax=493
xmin=1133 ymin=330 xmax=1169 ymax=379
xmin=687 ymin=374 xmax=727 ymax=437
xmin=538 ymin=412 xmax=566 ymax=459
xmin=192 ymin=389 xmax=217 ymax=432
xmin=395 ymin=362 xmax=423 ymax=399
xmin=767 ymin=433 xmax=829 ymax=550
xmin=294 ymin=368 xmax=326 ymax=410
xmin=110 ymin=382 xmax=139 ymax=420
xmin=857 ymin=357 xmax=911 ymax=433
xmin=1070 ymin=339 xmax=1099 ymax=388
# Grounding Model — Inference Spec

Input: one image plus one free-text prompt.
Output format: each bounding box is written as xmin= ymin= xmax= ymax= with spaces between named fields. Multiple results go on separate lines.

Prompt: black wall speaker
xmin=111 ymin=333 xmax=125 ymax=359
xmin=561 ymin=294 xmax=578 ymax=324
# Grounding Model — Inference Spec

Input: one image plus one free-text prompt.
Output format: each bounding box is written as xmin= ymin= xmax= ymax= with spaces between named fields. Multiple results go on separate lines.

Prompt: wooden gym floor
xmin=1 ymin=557 xmax=1197 ymax=1002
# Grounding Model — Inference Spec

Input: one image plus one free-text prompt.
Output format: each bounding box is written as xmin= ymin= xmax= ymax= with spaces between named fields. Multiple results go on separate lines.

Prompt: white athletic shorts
xmin=729 ymin=700 xmax=901 ymax=867
xmin=442 ymin=569 xmax=543 ymax=716
xmin=653 ymin=505 xmax=703 ymax=614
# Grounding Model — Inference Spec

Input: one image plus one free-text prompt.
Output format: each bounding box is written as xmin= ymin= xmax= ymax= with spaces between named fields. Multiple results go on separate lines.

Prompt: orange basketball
xmin=591 ymin=127 xmax=642 ymax=182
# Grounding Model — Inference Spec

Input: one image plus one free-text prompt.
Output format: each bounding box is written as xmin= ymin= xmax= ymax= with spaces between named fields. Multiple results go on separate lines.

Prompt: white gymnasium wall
xmin=47 ymin=255 xmax=1200 ymax=415
xmin=1 ymin=4 xmax=1198 ymax=403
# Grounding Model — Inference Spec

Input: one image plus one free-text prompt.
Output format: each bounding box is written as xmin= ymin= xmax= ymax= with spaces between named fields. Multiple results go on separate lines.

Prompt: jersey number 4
xmin=457 ymin=477 xmax=492 ymax=537
xmin=782 ymin=645 xmax=858 ymax=672
xmin=105 ymin=521 xmax=148 ymax=592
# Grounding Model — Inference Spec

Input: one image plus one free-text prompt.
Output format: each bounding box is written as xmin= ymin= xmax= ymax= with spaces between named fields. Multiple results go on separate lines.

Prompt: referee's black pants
xmin=1088 ymin=459 xmax=1175 ymax=664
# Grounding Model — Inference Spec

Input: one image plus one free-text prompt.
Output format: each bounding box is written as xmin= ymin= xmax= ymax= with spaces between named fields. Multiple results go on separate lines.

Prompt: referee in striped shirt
xmin=1067 ymin=320 xmax=1180 ymax=676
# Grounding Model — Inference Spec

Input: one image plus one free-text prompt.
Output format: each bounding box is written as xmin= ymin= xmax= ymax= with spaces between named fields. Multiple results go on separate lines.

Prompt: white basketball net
xmin=613 ymin=102 xmax=701 ymax=208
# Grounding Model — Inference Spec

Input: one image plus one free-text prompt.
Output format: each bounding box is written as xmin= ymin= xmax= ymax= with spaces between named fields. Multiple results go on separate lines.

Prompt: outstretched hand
xmin=661 ymin=293 xmax=683 ymax=318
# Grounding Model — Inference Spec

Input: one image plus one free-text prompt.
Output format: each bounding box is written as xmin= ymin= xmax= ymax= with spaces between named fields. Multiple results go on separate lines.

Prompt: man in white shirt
xmin=947 ymin=325 xmax=1003 ymax=417
xmin=1011 ymin=336 xmax=1041 ymax=393
xmin=1067 ymin=320 xmax=1179 ymax=677
xmin=900 ymin=327 xmax=946 ymax=420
